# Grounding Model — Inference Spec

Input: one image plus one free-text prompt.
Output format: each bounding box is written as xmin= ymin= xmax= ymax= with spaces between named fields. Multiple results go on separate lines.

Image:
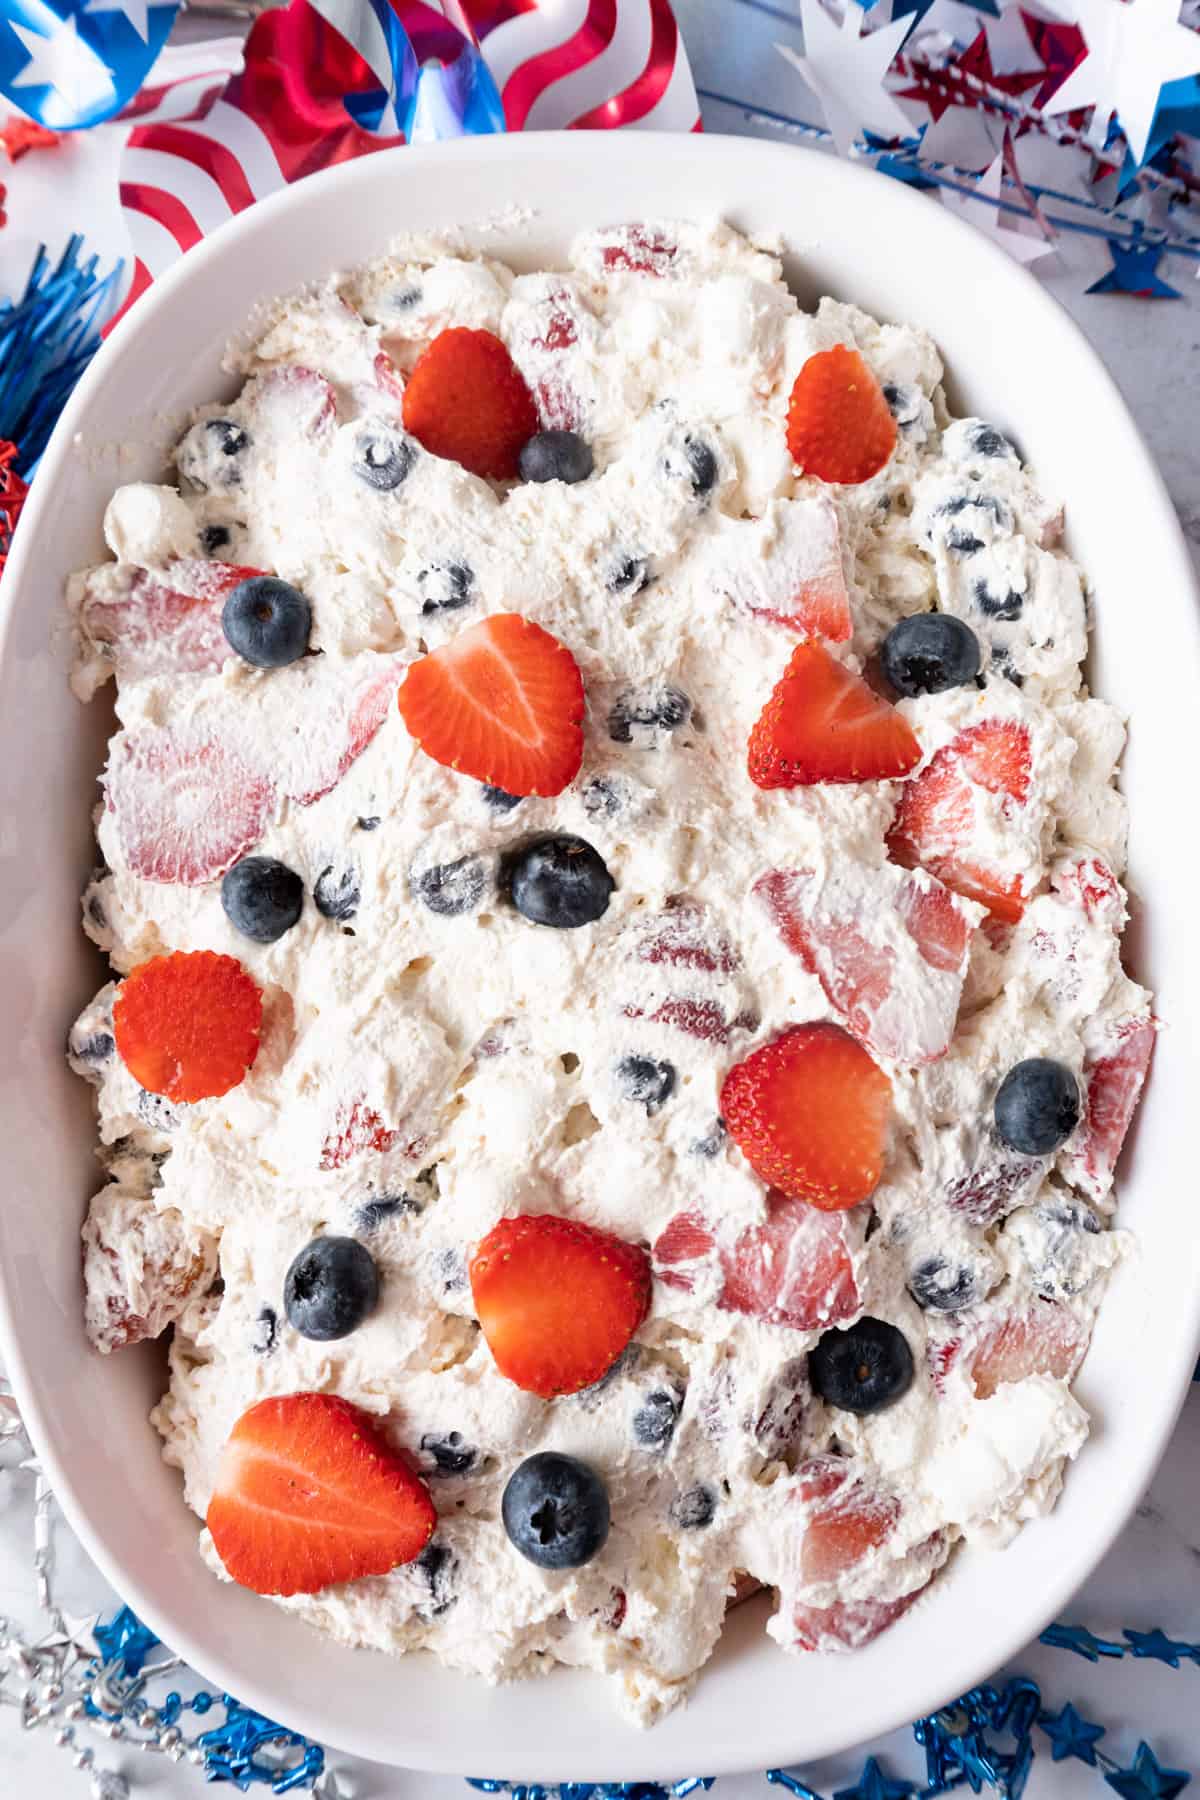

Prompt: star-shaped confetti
xmin=939 ymin=144 xmax=1057 ymax=264
xmin=1040 ymin=1703 xmax=1107 ymax=1765
xmin=1123 ymin=1629 xmax=1200 ymax=1666
xmin=777 ymin=0 xmax=917 ymax=155
xmin=1086 ymin=232 xmax=1182 ymax=295
xmin=1041 ymin=1622 xmax=1126 ymax=1660
xmin=0 ymin=114 xmax=59 ymax=160
xmin=1043 ymin=0 xmax=1200 ymax=163
xmin=833 ymin=1756 xmax=917 ymax=1800
xmin=92 ymin=1605 xmax=160 ymax=1675
xmin=1105 ymin=1743 xmax=1193 ymax=1800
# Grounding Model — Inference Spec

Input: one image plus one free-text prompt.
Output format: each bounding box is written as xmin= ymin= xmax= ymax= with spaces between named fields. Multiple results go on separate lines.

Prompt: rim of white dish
xmin=1 ymin=131 xmax=1198 ymax=1781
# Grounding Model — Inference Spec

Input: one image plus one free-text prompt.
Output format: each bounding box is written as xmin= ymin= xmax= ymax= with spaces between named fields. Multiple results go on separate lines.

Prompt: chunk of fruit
xmin=786 ymin=344 xmax=897 ymax=485
xmin=967 ymin=1305 xmax=1087 ymax=1399
xmin=721 ymin=1023 xmax=892 ymax=1208
xmin=113 ymin=950 xmax=262 ymax=1103
xmin=789 ymin=1585 xmax=927 ymax=1652
xmin=402 ymin=328 xmax=538 ymax=480
xmin=275 ymin=655 xmax=404 ymax=806
xmin=652 ymin=1193 xmax=860 ymax=1332
xmin=710 ymin=498 xmax=852 ymax=642
xmin=1065 ymin=1017 xmax=1156 ymax=1201
xmin=255 ymin=365 xmax=337 ymax=438
xmin=748 ymin=643 xmax=921 ymax=788
xmin=79 ymin=560 xmax=265 ymax=681
xmin=82 ymin=1185 xmax=217 ymax=1354
xmin=888 ymin=720 xmax=1033 ymax=924
xmin=104 ymin=726 xmax=275 ymax=885
xmin=798 ymin=1463 xmax=900 ymax=1584
xmin=207 ymin=1393 xmax=436 ymax=1597
xmin=397 ymin=613 xmax=584 ymax=797
xmin=319 ymin=1100 xmax=403 ymax=1171
xmin=596 ymin=226 xmax=678 ymax=275
xmin=470 ymin=1214 xmax=651 ymax=1399
xmin=631 ymin=896 xmax=741 ymax=975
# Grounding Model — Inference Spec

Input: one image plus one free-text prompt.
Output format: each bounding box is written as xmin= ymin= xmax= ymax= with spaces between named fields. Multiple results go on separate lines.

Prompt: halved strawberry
xmin=1065 ymin=1017 xmax=1155 ymax=1201
xmin=104 ymin=727 xmax=275 ymax=885
xmin=79 ymin=560 xmax=264 ymax=682
xmin=401 ymin=328 xmax=538 ymax=479
xmin=710 ymin=499 xmax=852 ymax=642
xmin=207 ymin=1394 xmax=436 ymax=1597
xmin=966 ymin=1305 xmax=1087 ymax=1399
xmin=397 ymin=613 xmax=584 ymax=797
xmin=748 ymin=643 xmax=921 ymax=788
xmin=469 ymin=1214 xmax=651 ymax=1398
xmin=720 ymin=1022 xmax=892 ymax=1209
xmin=786 ymin=345 xmax=897 ymax=486
xmin=652 ymin=1193 xmax=860 ymax=1332
xmin=888 ymin=720 xmax=1033 ymax=924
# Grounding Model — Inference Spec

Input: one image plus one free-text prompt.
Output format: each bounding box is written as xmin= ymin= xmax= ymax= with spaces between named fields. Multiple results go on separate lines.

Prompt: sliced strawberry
xmin=596 ymin=226 xmax=678 ymax=275
xmin=888 ymin=720 xmax=1033 ymax=924
xmin=711 ymin=499 xmax=852 ymax=642
xmin=748 ymin=643 xmax=921 ymax=788
xmin=275 ymin=655 xmax=403 ymax=806
xmin=798 ymin=1462 xmax=899 ymax=1584
xmin=397 ymin=613 xmax=584 ymax=797
xmin=1051 ymin=855 xmax=1122 ymax=924
xmin=469 ymin=1214 xmax=651 ymax=1399
xmin=945 ymin=1155 xmax=1043 ymax=1226
xmin=255 ymin=365 xmax=337 ymax=438
xmin=790 ymin=1587 xmax=926 ymax=1652
xmin=373 ymin=350 xmax=406 ymax=414
xmin=632 ymin=896 xmax=741 ymax=975
xmin=720 ymin=1022 xmax=892 ymax=1209
xmin=319 ymin=1100 xmax=403 ymax=1172
xmin=967 ymin=1305 xmax=1087 ymax=1399
xmin=401 ymin=328 xmax=538 ymax=480
xmin=1065 ymin=1017 xmax=1155 ymax=1201
xmin=754 ymin=867 xmax=972 ymax=1065
xmin=533 ymin=375 xmax=584 ymax=433
xmin=652 ymin=1193 xmax=860 ymax=1332
xmin=528 ymin=288 xmax=581 ymax=352
xmin=955 ymin=719 xmax=1032 ymax=802
xmin=786 ymin=345 xmax=897 ymax=485
xmin=207 ymin=1394 xmax=436 ymax=1597
xmin=114 ymin=951 xmax=262 ymax=1103
xmin=623 ymin=996 xmax=756 ymax=1046
xmin=104 ymin=726 xmax=275 ymax=885
xmin=79 ymin=560 xmax=264 ymax=681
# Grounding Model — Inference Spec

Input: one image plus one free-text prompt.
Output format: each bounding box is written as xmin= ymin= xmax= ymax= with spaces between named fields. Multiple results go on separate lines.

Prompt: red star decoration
xmin=0 ymin=441 xmax=29 ymax=576
xmin=0 ymin=116 xmax=61 ymax=162
xmin=1020 ymin=10 xmax=1089 ymax=110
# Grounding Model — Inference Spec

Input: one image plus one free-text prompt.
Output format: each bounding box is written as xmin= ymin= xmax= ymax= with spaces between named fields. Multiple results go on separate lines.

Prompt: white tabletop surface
xmin=1 ymin=13 xmax=1198 ymax=1791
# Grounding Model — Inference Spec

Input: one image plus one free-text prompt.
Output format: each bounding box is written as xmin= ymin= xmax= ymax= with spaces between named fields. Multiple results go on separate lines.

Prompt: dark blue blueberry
xmin=615 ymin=1055 xmax=675 ymax=1115
xmin=581 ymin=776 xmax=624 ymax=820
xmin=671 ymin=1485 xmax=716 ymax=1529
xmin=412 ymin=854 xmax=487 ymax=917
xmin=206 ymin=419 xmax=250 ymax=460
xmin=993 ymin=652 xmax=1025 ymax=688
xmin=809 ymin=1317 xmax=914 ymax=1415
xmin=945 ymin=528 xmax=985 ymax=556
xmin=506 ymin=835 xmax=614 ymax=929
xmin=435 ymin=1248 xmax=467 ymax=1292
xmin=882 ymin=383 xmax=923 ymax=429
xmin=392 ymin=285 xmax=422 ymax=310
xmin=665 ymin=433 xmax=718 ymax=498
xmin=358 ymin=815 xmax=381 ymax=831
xmin=356 ymin=1193 xmax=422 ymax=1232
xmin=137 ymin=1089 xmax=180 ymax=1132
xmin=314 ymin=865 xmax=360 ymax=922
xmin=607 ymin=686 xmax=691 ymax=744
xmin=880 ymin=614 xmax=981 ymax=698
xmin=253 ymin=1306 xmax=277 ymax=1355
xmin=908 ymin=1257 xmax=983 ymax=1314
xmin=632 ymin=1386 xmax=682 ymax=1449
xmin=222 ymin=575 xmax=311 ymax=667
xmin=973 ymin=579 xmax=1024 ymax=621
xmin=420 ymin=1431 xmax=477 ymax=1476
xmin=576 ymin=1344 xmax=640 ymax=1410
xmin=502 ymin=1452 xmax=610 ymax=1569
xmin=69 ymin=1028 xmax=114 ymax=1070
xmin=966 ymin=422 xmax=1016 ymax=460
xmin=353 ymin=426 xmax=417 ymax=492
xmin=938 ymin=492 xmax=1012 ymax=530
xmin=1028 ymin=1199 xmax=1103 ymax=1299
xmin=419 ymin=561 xmax=474 ymax=614
xmin=200 ymin=523 xmax=231 ymax=556
xmin=519 ymin=429 xmax=594 ymax=485
xmin=481 ymin=783 xmax=522 ymax=814
xmin=283 ymin=1235 xmax=379 ymax=1341
xmin=415 ymin=1542 xmax=457 ymax=1616
xmin=86 ymin=883 xmax=108 ymax=931
xmin=690 ymin=1119 xmax=726 ymax=1159
xmin=994 ymin=1058 xmax=1080 ymax=1156
xmin=221 ymin=855 xmax=304 ymax=943
xmin=606 ymin=555 xmax=651 ymax=595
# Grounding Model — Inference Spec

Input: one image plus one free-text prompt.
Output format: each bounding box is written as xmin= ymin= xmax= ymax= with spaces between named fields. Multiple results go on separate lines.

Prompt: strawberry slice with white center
xmin=207 ymin=1393 xmax=436 ymax=1597
xmin=621 ymin=896 xmax=758 ymax=1047
xmin=933 ymin=1304 xmax=1088 ymax=1399
xmin=103 ymin=726 xmax=275 ymax=885
xmin=269 ymin=654 xmax=405 ymax=807
xmin=755 ymin=865 xmax=976 ymax=1065
xmin=1062 ymin=1015 xmax=1156 ymax=1202
xmin=653 ymin=1192 xmax=861 ymax=1332
xmin=398 ymin=613 xmax=585 ymax=798
xmin=748 ymin=642 xmax=921 ymax=788
xmin=79 ymin=560 xmax=265 ymax=682
xmin=710 ymin=498 xmax=852 ymax=642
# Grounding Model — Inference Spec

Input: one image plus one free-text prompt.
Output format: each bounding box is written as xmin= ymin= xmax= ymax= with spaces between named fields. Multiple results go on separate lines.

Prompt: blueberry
xmin=411 ymin=854 xmax=487 ymax=917
xmin=200 ymin=524 xmax=231 ymax=556
xmin=420 ymin=1430 xmax=477 ymax=1476
xmin=506 ymin=835 xmax=614 ymax=929
xmin=632 ymin=1386 xmax=682 ymax=1449
xmin=671 ymin=1485 xmax=716 ymax=1530
xmin=69 ymin=1029 xmax=114 ymax=1070
xmin=481 ymin=783 xmax=522 ymax=814
xmin=576 ymin=1344 xmax=640 ymax=1410
xmin=945 ymin=528 xmax=985 ymax=556
xmin=207 ymin=419 xmax=250 ymax=460
xmin=222 ymin=575 xmax=311 ymax=667
xmin=416 ymin=1542 xmax=457 ymax=1616
xmin=994 ymin=1058 xmax=1080 ymax=1156
xmin=314 ymin=865 xmax=360 ymax=922
xmin=973 ymin=578 xmax=1024 ymax=621
xmin=908 ymin=1257 xmax=982 ymax=1314
xmin=519 ymin=429 xmax=594 ymax=485
xmin=615 ymin=1055 xmax=675 ymax=1115
xmin=607 ymin=686 xmax=691 ymax=744
xmin=606 ymin=555 xmax=651 ymax=595
xmin=419 ymin=561 xmax=474 ymax=614
xmin=356 ymin=1193 xmax=421 ymax=1232
xmin=690 ymin=1120 xmax=726 ymax=1159
xmin=882 ymin=382 xmax=924 ymax=428
xmin=880 ymin=614 xmax=981 ymax=698
xmin=353 ymin=426 xmax=417 ymax=492
xmin=253 ymin=1306 xmax=277 ymax=1355
xmin=358 ymin=815 xmax=381 ymax=831
xmin=966 ymin=422 xmax=1016 ymax=460
xmin=993 ymin=652 xmax=1025 ymax=689
xmin=392 ymin=284 xmax=422 ymax=309
xmin=221 ymin=855 xmax=304 ymax=943
xmin=581 ymin=776 xmax=624 ymax=819
xmin=664 ymin=433 xmax=718 ymax=498
xmin=938 ymin=492 xmax=1012 ymax=531
xmin=137 ymin=1089 xmax=181 ymax=1133
xmin=502 ymin=1452 xmax=610 ymax=1569
xmin=283 ymin=1236 xmax=379 ymax=1341
xmin=809 ymin=1318 xmax=914 ymax=1415
xmin=435 ymin=1247 xmax=467 ymax=1292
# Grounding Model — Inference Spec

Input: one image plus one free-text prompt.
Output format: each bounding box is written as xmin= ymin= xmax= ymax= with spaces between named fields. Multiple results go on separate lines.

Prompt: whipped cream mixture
xmin=68 ymin=219 xmax=1151 ymax=1724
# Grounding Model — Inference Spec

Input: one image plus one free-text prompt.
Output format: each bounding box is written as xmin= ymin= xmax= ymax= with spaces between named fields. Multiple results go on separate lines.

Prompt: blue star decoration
xmin=1086 ymin=235 xmax=1182 ymax=300
xmin=0 ymin=0 xmax=178 ymax=131
xmin=1105 ymin=1743 xmax=1192 ymax=1800
xmin=1039 ymin=1703 xmax=1107 ymax=1766
xmin=1041 ymin=1622 xmax=1126 ymax=1661
xmin=196 ymin=1696 xmax=324 ymax=1792
xmin=1124 ymin=1629 xmax=1200 ymax=1667
xmin=92 ymin=1604 xmax=160 ymax=1676
xmin=833 ymin=1757 xmax=916 ymax=1800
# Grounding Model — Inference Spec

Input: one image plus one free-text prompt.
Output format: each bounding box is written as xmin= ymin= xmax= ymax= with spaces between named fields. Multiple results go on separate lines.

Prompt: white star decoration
xmin=1042 ymin=0 xmax=1200 ymax=163
xmin=940 ymin=149 xmax=1057 ymax=264
xmin=11 ymin=11 xmax=115 ymax=117
xmin=777 ymin=0 xmax=916 ymax=156
xmin=83 ymin=0 xmax=162 ymax=46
